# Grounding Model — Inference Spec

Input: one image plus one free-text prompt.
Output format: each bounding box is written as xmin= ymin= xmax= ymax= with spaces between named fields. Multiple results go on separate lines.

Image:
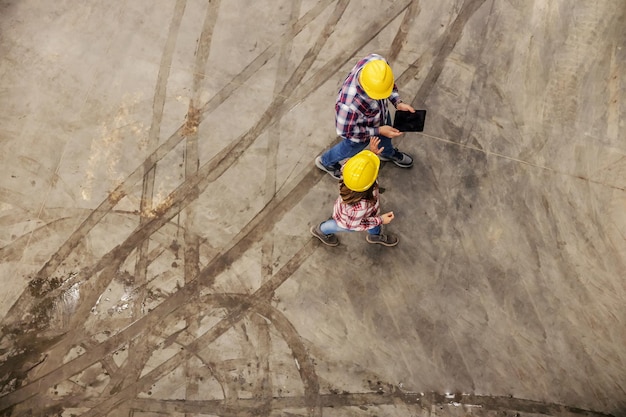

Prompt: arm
xmin=389 ymin=86 xmax=402 ymax=107
xmin=389 ymin=85 xmax=415 ymax=113
xmin=357 ymin=209 xmax=384 ymax=231
xmin=359 ymin=210 xmax=394 ymax=230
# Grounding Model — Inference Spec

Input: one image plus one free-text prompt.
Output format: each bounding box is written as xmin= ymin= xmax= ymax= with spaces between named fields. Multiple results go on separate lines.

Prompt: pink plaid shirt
xmin=335 ymin=54 xmax=402 ymax=143
xmin=332 ymin=184 xmax=382 ymax=231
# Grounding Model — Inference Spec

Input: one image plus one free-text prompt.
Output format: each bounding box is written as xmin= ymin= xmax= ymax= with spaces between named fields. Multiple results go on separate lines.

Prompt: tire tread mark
xmin=0 ymin=0 xmax=411 ymax=411
xmin=98 ymin=0 xmax=191 ymax=395
xmin=409 ymin=0 xmax=487 ymax=109
xmin=124 ymin=392 xmax=615 ymax=416
xmin=261 ymin=0 xmax=302 ymax=289
xmin=79 ymin=239 xmax=318 ymax=417
xmin=0 ymin=0 xmax=332 ymax=338
xmin=388 ymin=0 xmax=420 ymax=64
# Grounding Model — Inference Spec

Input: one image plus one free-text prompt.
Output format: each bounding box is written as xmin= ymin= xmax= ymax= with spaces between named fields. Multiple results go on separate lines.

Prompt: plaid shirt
xmin=335 ymin=54 xmax=402 ymax=143
xmin=332 ymin=183 xmax=382 ymax=231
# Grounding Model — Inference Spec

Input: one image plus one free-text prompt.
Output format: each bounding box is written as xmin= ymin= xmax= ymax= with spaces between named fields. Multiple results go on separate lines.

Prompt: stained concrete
xmin=0 ymin=0 xmax=625 ymax=416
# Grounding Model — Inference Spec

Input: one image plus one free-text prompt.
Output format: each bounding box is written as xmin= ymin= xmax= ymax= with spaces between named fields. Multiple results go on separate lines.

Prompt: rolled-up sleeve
xmin=389 ymin=86 xmax=401 ymax=107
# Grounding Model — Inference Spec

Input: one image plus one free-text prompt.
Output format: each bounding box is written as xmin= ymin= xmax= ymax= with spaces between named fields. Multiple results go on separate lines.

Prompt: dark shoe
xmin=310 ymin=224 xmax=339 ymax=246
xmin=366 ymin=233 xmax=398 ymax=247
xmin=315 ymin=156 xmax=342 ymax=180
xmin=379 ymin=149 xmax=413 ymax=168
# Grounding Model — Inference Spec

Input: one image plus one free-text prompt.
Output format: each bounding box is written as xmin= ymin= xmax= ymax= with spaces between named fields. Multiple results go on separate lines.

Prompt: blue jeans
xmin=320 ymin=135 xmax=396 ymax=168
xmin=320 ymin=219 xmax=381 ymax=235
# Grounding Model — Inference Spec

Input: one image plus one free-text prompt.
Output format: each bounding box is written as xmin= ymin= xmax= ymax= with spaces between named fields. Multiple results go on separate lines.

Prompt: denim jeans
xmin=319 ymin=135 xmax=395 ymax=168
xmin=320 ymin=219 xmax=381 ymax=235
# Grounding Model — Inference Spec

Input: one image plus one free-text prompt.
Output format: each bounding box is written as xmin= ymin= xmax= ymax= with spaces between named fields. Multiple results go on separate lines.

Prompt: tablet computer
xmin=393 ymin=110 xmax=427 ymax=132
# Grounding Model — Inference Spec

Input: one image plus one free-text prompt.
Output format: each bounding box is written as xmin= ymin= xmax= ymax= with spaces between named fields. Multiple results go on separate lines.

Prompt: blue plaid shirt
xmin=335 ymin=54 xmax=402 ymax=143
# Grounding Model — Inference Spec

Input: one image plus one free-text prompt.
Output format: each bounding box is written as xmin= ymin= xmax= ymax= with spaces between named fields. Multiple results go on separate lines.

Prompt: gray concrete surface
xmin=1 ymin=0 xmax=625 ymax=416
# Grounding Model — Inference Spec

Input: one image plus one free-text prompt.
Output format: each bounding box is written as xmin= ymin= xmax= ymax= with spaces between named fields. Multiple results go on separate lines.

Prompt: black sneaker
xmin=310 ymin=224 xmax=339 ymax=246
xmin=366 ymin=233 xmax=398 ymax=247
xmin=315 ymin=156 xmax=342 ymax=180
xmin=379 ymin=149 xmax=413 ymax=168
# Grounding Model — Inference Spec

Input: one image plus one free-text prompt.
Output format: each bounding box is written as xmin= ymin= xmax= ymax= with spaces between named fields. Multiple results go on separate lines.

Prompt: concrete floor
xmin=0 ymin=1 xmax=625 ymax=416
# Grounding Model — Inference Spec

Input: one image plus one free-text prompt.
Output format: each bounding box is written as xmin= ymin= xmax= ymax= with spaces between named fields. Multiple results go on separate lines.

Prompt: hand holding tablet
xmin=393 ymin=110 xmax=427 ymax=132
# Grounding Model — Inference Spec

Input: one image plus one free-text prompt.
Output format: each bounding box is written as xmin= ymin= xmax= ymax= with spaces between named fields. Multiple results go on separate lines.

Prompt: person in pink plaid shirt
xmin=311 ymin=137 xmax=398 ymax=247
xmin=316 ymin=53 xmax=415 ymax=180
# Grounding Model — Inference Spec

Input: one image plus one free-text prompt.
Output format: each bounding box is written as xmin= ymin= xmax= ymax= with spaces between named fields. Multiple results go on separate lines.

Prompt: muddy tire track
xmin=0 ymin=216 xmax=75 ymax=263
xmin=0 ymin=151 xmax=325 ymax=413
xmin=1 ymin=2 xmax=618 ymax=417
xmin=0 ymin=0 xmax=335 ymax=334
xmin=124 ymin=391 xmax=616 ymax=417
xmin=0 ymin=14 xmax=337 ymax=407
xmin=2 ymin=0 xmax=411 ymax=402
xmin=388 ymin=0 xmax=421 ymax=65
xmin=540 ymin=2 xmax=608 ymax=134
xmin=249 ymin=4 xmax=305 ymax=412
xmin=260 ymin=0 xmax=302 ymax=286
xmin=77 ymin=239 xmax=319 ymax=417
xmin=2 ymin=1 xmax=412 ymax=414
xmin=107 ymin=0 xmax=191 ymax=398
xmin=2 ymin=0 xmax=411 ymax=392
xmin=520 ymin=1 xmax=621 ymax=161
xmin=179 ymin=0 xmax=219 ymax=406
xmin=409 ymin=0 xmax=487 ymax=109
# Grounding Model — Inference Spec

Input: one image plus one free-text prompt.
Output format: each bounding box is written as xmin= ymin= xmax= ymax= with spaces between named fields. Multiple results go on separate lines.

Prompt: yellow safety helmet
xmin=359 ymin=59 xmax=394 ymax=99
xmin=343 ymin=150 xmax=380 ymax=192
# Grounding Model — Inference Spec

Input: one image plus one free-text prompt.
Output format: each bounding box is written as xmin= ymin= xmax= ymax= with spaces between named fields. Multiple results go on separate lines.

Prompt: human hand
xmin=381 ymin=211 xmax=395 ymax=224
xmin=379 ymin=125 xmax=402 ymax=138
xmin=396 ymin=102 xmax=415 ymax=113
xmin=368 ymin=136 xmax=384 ymax=155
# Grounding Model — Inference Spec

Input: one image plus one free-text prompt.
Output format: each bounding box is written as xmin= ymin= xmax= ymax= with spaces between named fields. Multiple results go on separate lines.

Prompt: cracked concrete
xmin=0 ymin=0 xmax=625 ymax=416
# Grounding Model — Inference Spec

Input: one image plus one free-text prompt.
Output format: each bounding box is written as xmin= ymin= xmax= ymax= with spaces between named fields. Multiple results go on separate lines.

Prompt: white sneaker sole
xmin=315 ymin=157 xmax=342 ymax=179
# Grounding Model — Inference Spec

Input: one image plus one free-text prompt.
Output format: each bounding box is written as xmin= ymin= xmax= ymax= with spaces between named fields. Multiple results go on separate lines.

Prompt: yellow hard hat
xmin=359 ymin=59 xmax=394 ymax=99
xmin=343 ymin=150 xmax=380 ymax=192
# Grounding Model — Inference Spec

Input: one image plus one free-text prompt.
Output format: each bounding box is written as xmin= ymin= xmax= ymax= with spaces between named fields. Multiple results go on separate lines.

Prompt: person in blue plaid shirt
xmin=316 ymin=53 xmax=416 ymax=180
